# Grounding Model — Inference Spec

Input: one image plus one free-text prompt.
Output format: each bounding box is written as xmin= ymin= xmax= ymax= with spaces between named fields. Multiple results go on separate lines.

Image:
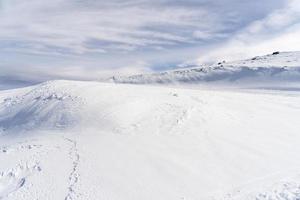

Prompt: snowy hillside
xmin=0 ymin=81 xmax=83 ymax=132
xmin=111 ymin=52 xmax=300 ymax=86
xmin=1 ymin=80 xmax=300 ymax=199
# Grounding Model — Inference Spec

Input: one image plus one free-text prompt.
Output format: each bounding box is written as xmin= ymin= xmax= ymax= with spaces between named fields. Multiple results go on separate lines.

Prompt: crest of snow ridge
xmin=111 ymin=52 xmax=300 ymax=84
xmin=0 ymin=81 xmax=83 ymax=132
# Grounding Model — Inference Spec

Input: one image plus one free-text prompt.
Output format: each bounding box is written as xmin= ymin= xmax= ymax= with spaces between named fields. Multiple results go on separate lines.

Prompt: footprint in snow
xmin=0 ymin=163 xmax=41 ymax=199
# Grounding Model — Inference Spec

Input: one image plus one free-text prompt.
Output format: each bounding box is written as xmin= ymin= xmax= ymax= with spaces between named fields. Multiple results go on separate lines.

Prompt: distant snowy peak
xmin=226 ymin=51 xmax=300 ymax=68
xmin=111 ymin=51 xmax=300 ymax=85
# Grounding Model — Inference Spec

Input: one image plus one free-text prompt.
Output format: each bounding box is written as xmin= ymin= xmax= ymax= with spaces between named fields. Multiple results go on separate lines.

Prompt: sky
xmin=0 ymin=0 xmax=300 ymax=82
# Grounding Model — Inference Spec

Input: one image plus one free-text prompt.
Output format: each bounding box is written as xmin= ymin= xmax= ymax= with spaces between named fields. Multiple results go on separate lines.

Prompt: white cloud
xmin=199 ymin=0 xmax=300 ymax=63
xmin=0 ymin=0 xmax=222 ymax=55
xmin=0 ymin=0 xmax=292 ymax=82
xmin=0 ymin=0 xmax=282 ymax=55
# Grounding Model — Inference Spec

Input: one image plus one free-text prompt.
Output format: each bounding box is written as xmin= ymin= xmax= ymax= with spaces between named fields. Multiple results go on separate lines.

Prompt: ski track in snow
xmin=63 ymin=137 xmax=80 ymax=200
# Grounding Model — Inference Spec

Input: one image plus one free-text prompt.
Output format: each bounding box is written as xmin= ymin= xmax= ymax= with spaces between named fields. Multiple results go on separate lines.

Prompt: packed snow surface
xmin=0 ymin=80 xmax=300 ymax=199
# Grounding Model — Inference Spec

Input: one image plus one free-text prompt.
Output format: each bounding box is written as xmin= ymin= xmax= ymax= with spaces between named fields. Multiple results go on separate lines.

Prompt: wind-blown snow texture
xmin=1 ymin=52 xmax=300 ymax=199
xmin=0 ymin=81 xmax=83 ymax=132
xmin=111 ymin=52 xmax=300 ymax=86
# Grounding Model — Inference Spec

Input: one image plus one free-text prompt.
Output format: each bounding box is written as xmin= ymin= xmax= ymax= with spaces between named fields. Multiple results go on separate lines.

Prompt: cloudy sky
xmin=0 ymin=0 xmax=300 ymax=82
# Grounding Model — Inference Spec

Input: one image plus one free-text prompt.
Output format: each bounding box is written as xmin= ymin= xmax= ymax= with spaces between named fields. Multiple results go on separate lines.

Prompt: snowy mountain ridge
xmin=111 ymin=51 xmax=300 ymax=85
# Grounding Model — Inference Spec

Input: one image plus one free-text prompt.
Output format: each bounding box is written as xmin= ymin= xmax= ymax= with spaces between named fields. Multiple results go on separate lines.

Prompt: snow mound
xmin=255 ymin=182 xmax=300 ymax=200
xmin=111 ymin=52 xmax=300 ymax=85
xmin=217 ymin=180 xmax=300 ymax=200
xmin=0 ymin=81 xmax=83 ymax=132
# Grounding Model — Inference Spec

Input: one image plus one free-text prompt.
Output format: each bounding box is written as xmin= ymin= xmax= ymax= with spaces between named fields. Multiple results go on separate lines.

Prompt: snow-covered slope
xmin=0 ymin=81 xmax=83 ymax=132
xmin=1 ymin=80 xmax=300 ymax=199
xmin=112 ymin=52 xmax=300 ymax=85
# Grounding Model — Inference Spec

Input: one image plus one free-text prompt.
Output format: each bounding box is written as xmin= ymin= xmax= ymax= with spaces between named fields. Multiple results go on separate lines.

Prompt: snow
xmin=0 ymin=78 xmax=300 ymax=199
xmin=0 ymin=82 xmax=83 ymax=132
xmin=111 ymin=52 xmax=300 ymax=87
xmin=1 ymin=52 xmax=300 ymax=199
